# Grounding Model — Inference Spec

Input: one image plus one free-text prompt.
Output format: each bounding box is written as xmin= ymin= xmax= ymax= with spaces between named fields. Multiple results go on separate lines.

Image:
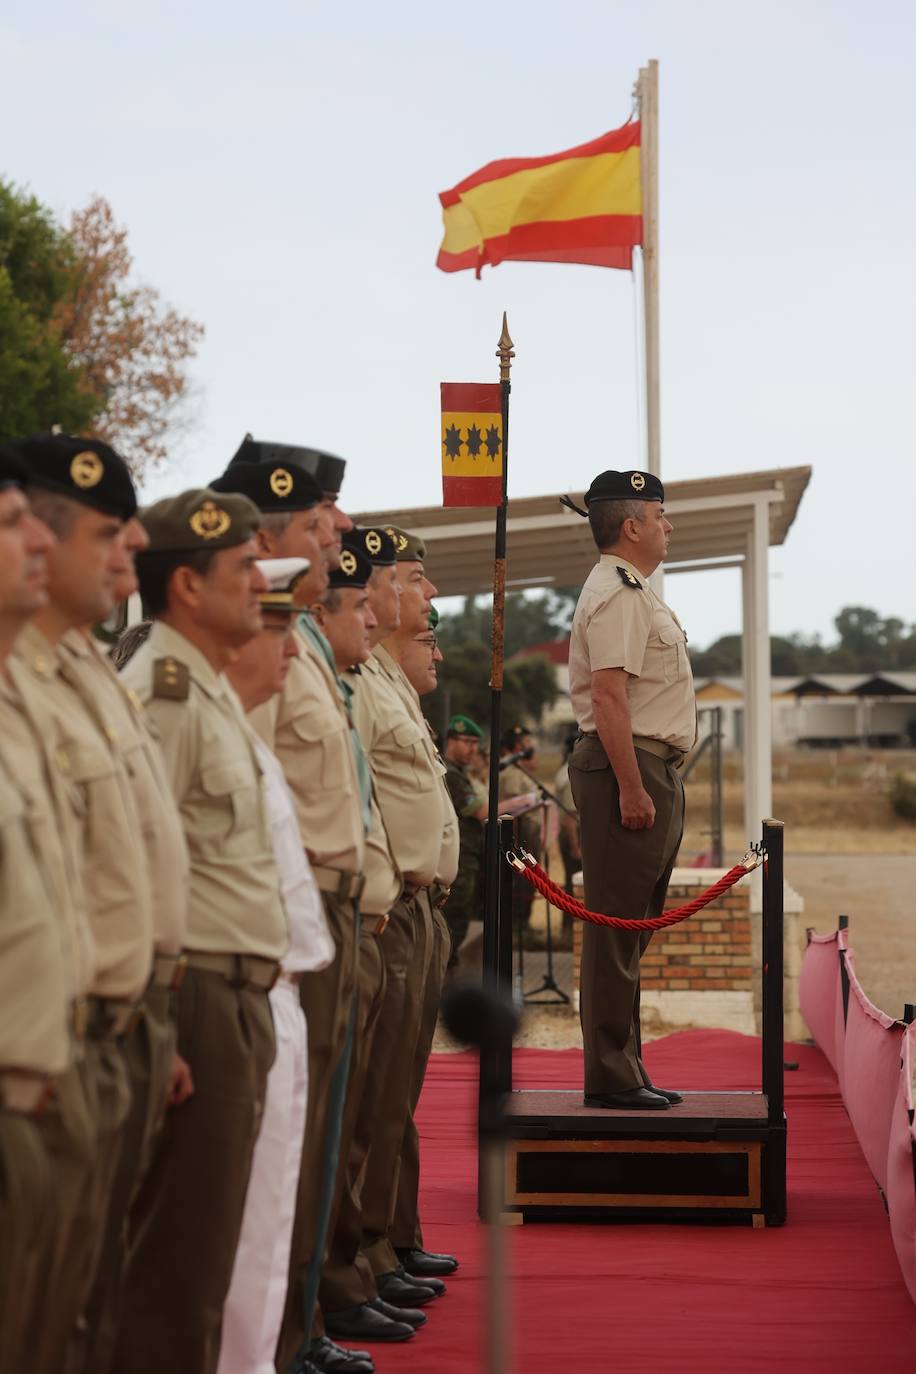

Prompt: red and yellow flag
xmin=441 ymin=382 xmax=503 ymax=507
xmin=437 ymin=122 xmax=642 ymax=276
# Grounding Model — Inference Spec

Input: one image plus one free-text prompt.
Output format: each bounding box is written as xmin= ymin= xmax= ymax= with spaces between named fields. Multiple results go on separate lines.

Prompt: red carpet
xmin=384 ymin=1031 xmax=916 ymax=1374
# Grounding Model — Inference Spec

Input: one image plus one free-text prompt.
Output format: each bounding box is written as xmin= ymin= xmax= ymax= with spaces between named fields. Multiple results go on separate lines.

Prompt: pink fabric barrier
xmin=842 ymin=950 xmax=904 ymax=1194
xmin=798 ymin=930 xmax=842 ymax=1073
xmin=886 ymin=1024 xmax=916 ymax=1305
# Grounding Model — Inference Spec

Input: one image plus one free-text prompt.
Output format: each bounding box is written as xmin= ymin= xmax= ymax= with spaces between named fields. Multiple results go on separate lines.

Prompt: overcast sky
xmin=3 ymin=0 xmax=915 ymax=648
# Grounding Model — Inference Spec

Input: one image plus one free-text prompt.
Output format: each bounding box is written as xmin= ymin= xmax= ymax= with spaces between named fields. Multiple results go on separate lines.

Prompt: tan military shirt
xmin=349 ymin=646 xmax=445 ymax=889
xmin=569 ymin=554 xmax=697 ymax=751
xmin=60 ymin=631 xmax=189 ymax=955
xmin=0 ymin=682 xmax=93 ymax=1002
xmin=385 ymin=660 xmax=459 ymax=888
xmin=250 ymin=626 xmax=366 ymax=874
xmin=11 ymin=622 xmax=153 ymax=1001
xmin=121 ymin=621 xmax=287 ymax=960
xmin=0 ymin=743 xmax=71 ymax=1076
xmin=361 ymin=793 xmax=403 ymax=916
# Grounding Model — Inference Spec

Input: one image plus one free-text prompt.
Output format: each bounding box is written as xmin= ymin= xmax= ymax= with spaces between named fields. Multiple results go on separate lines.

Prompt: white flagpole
xmin=638 ymin=59 xmax=660 ymax=480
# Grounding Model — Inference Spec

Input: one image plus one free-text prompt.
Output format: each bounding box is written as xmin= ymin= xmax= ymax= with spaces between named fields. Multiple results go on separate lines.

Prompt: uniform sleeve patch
xmin=152 ymin=657 xmax=190 ymax=701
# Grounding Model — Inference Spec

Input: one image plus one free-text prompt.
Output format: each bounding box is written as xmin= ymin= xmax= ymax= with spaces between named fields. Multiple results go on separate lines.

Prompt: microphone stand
xmin=510 ymin=786 xmax=571 ymax=1008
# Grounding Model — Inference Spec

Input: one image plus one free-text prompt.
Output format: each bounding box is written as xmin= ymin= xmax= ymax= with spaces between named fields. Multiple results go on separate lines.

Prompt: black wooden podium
xmin=479 ymin=818 xmax=787 ymax=1228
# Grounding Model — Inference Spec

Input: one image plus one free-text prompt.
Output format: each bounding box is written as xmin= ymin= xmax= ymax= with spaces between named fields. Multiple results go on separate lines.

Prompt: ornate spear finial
xmin=496 ymin=312 xmax=515 ymax=382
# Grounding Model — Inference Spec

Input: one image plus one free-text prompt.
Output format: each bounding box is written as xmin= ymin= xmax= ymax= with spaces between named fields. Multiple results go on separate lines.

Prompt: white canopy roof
xmin=354 ymin=465 xmax=811 ymax=597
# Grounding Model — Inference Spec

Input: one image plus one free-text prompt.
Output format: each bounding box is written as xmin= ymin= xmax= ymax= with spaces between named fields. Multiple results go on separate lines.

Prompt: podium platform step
xmin=503 ymin=1089 xmax=786 ymax=1226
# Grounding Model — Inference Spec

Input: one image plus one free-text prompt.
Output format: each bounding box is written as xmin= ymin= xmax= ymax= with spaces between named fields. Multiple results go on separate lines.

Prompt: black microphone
xmin=442 ymin=981 xmax=519 ymax=1051
xmin=498 ymin=746 xmax=534 ymax=772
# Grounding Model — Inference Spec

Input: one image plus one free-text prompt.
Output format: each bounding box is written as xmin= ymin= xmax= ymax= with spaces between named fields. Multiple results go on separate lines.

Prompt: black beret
xmin=501 ymin=724 xmax=531 ymax=751
xmin=586 ymin=469 xmax=664 ymax=505
xmin=0 ymin=445 xmax=27 ymax=490
xmin=209 ymin=461 xmax=321 ymax=512
xmin=328 ymin=545 xmax=372 ymax=590
xmin=343 ymin=526 xmax=396 ymax=567
xmin=9 ymin=432 xmax=137 ymax=519
xmin=138 ymin=488 xmax=261 ymax=553
xmin=229 ymin=434 xmax=346 ymax=497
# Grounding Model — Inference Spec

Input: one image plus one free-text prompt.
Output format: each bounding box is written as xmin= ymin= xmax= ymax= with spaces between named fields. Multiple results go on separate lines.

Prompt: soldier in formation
xmin=0 ymin=429 xmax=472 ymax=1374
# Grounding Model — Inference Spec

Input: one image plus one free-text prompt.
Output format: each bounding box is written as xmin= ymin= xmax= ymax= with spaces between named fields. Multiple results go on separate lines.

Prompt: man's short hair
xmin=24 ymin=486 xmax=81 ymax=539
xmin=259 ymin=510 xmax=295 ymax=539
xmin=588 ymin=498 xmax=647 ymax=551
xmin=135 ymin=548 xmax=219 ymax=617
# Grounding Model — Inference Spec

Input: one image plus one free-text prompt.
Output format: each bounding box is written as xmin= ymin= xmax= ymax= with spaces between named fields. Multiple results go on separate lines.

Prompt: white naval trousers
xmin=217 ymin=978 xmax=309 ymax=1374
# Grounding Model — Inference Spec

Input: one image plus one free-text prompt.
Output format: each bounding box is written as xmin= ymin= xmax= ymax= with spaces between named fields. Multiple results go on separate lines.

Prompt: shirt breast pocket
xmin=655 ymin=623 xmax=687 ymax=683
xmin=287 ymin=708 xmax=351 ymax=793
xmin=198 ymin=760 xmax=258 ymax=848
xmin=391 ymin=719 xmax=438 ymax=792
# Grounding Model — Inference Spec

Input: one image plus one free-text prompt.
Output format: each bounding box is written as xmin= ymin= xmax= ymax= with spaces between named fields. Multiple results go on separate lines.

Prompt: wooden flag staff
xmin=481 ymin=314 xmax=514 ymax=999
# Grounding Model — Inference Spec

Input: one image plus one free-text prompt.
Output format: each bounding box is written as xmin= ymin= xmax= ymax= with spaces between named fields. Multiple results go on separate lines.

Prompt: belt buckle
xmin=71 ymin=997 xmax=89 ymax=1041
xmin=171 ymin=953 xmax=188 ymax=991
xmin=374 ymin=914 xmax=389 ymax=937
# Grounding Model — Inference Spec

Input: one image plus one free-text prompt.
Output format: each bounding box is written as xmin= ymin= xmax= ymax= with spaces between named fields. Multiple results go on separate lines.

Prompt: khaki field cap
xmin=385 ymin=525 xmax=427 ymax=561
xmin=138 ymin=488 xmax=261 ymax=552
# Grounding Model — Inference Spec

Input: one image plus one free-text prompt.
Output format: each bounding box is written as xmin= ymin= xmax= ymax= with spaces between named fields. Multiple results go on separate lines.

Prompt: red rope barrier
xmin=506 ymin=848 xmax=763 ymax=931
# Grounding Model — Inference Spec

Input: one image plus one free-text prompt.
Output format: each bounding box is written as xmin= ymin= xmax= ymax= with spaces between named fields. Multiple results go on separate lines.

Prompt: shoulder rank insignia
xmin=152 ymin=656 xmax=190 ymax=701
xmin=616 ymin=566 xmax=642 ymax=589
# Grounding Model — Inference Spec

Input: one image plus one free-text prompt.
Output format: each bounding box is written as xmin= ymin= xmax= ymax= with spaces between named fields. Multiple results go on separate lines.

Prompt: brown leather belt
xmin=0 ymin=1070 xmax=54 ymax=1116
xmin=428 ymin=883 xmax=451 ymax=910
xmin=184 ymin=952 xmax=281 ymax=992
xmin=150 ymin=952 xmax=188 ymax=991
xmin=312 ymin=865 xmax=366 ymax=902
xmin=86 ymin=996 xmax=141 ymax=1039
xmin=360 ymin=911 xmax=389 ymax=936
xmin=70 ymin=997 xmax=89 ymax=1041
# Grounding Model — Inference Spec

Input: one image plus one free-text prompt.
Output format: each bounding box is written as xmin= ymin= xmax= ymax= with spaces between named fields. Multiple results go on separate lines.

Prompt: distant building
xmin=513 ymin=638 xmax=916 ymax=748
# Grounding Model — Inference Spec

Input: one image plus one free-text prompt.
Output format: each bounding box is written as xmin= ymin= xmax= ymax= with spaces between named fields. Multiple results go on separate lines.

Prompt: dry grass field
xmin=507 ymin=746 xmax=916 ymax=1032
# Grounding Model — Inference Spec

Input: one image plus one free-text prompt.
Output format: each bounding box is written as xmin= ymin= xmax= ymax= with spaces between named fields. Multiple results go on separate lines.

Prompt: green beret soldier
xmin=566 ymin=468 xmax=696 ymax=1111
xmin=442 ymin=715 xmax=487 ymax=970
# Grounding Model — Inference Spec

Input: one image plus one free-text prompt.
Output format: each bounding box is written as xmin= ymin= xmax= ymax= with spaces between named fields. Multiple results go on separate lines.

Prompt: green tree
xmin=0 ymin=183 xmax=96 ymax=434
xmin=0 ymin=181 xmax=202 ymax=476
xmin=424 ymin=644 xmax=557 ymax=739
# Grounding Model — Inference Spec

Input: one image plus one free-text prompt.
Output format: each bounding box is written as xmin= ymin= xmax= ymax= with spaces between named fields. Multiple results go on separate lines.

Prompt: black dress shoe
xmin=644 ymin=1083 xmax=684 ymax=1104
xmin=308 ymin=1336 xmax=375 ymax=1373
xmin=394 ymin=1262 xmax=446 ymax=1296
xmin=584 ymin=1087 xmax=671 ymax=1110
xmin=370 ymin=1296 xmax=427 ymax=1328
xmin=395 ymin=1246 xmax=459 ymax=1277
xmin=375 ymin=1268 xmax=439 ymax=1307
xmin=324 ymin=1303 xmax=415 ymax=1343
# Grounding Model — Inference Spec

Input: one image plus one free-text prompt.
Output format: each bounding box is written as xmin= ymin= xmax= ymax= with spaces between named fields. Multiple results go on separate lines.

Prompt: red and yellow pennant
xmin=436 ymin=122 xmax=641 ymax=276
xmin=441 ymin=382 xmax=503 ymax=507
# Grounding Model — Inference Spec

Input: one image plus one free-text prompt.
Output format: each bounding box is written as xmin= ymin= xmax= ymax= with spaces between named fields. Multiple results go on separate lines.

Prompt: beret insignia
xmin=385 ymin=525 xmax=409 ymax=554
xmin=153 ymin=656 xmax=190 ymax=700
xmin=70 ymin=451 xmax=104 ymax=489
xmin=190 ymin=501 xmax=231 ymax=541
xmin=616 ymin=566 xmax=642 ymax=589
xmin=339 ymin=549 xmax=357 ymax=576
xmin=269 ymin=467 xmax=293 ymax=499
xmin=366 ymin=529 xmax=381 ymax=556
xmin=630 ymin=472 xmax=646 ymax=492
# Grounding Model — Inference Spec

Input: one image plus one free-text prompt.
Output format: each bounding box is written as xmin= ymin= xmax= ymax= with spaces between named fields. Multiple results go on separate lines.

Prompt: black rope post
xmin=761 ymin=818 xmax=787 ymax=1225
xmin=761 ymin=819 xmax=785 ymax=1125
xmin=838 ymin=913 xmax=851 ymax=1026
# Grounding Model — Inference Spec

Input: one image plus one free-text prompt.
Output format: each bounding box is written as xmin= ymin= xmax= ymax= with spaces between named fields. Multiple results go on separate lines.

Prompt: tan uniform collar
xmin=599 ymin=553 xmax=648 ymax=590
xmin=371 ymin=643 xmax=401 ymax=681
xmin=148 ymin=621 xmax=229 ymax=701
xmin=15 ymin=621 xmax=65 ymax=680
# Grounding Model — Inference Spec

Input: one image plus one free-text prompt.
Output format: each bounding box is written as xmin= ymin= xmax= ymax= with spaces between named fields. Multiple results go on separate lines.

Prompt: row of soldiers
xmin=0 ymin=429 xmax=479 ymax=1374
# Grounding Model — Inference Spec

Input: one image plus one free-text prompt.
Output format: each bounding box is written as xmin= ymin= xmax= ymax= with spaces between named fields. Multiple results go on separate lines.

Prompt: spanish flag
xmin=441 ymin=382 xmax=503 ymax=507
xmin=437 ymin=122 xmax=641 ymax=277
